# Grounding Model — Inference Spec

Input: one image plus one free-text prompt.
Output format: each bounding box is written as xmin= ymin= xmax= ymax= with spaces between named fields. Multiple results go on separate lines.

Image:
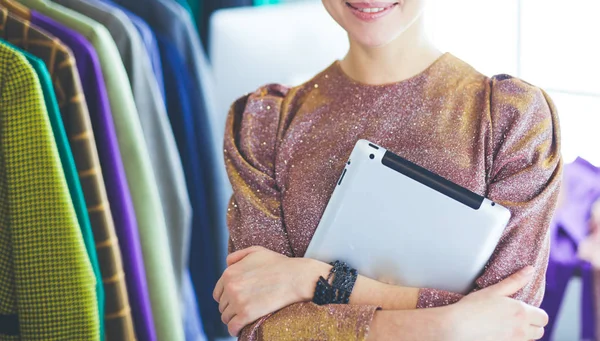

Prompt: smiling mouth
xmin=345 ymin=2 xmax=399 ymax=13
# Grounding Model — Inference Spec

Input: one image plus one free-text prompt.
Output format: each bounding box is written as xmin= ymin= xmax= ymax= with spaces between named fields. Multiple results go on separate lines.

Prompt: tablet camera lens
xmin=491 ymin=202 xmax=496 ymax=206
xmin=369 ymin=154 xmax=375 ymax=160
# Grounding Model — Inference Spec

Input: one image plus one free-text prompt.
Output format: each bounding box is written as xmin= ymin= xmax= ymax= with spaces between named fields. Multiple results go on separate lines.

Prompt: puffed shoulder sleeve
xmin=418 ymin=76 xmax=563 ymax=308
xmin=224 ymin=84 xmax=294 ymax=255
xmin=224 ymin=85 xmax=378 ymax=340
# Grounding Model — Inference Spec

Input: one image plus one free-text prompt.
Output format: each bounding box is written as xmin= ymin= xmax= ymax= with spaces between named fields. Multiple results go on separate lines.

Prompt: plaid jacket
xmin=0 ymin=41 xmax=98 ymax=340
xmin=0 ymin=7 xmax=135 ymax=341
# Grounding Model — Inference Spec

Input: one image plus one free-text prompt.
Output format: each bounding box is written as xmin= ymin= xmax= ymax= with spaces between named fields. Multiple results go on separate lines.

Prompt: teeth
xmin=358 ymin=7 xmax=385 ymax=13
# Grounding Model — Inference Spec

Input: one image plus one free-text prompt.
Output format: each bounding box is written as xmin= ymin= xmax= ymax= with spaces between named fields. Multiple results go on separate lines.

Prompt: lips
xmin=345 ymin=2 xmax=399 ymax=21
xmin=346 ymin=2 xmax=398 ymax=11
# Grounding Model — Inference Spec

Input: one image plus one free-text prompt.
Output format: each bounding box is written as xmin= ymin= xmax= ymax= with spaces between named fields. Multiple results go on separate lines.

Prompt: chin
xmin=322 ymin=0 xmax=426 ymax=49
xmin=349 ymin=30 xmax=398 ymax=48
xmin=346 ymin=23 xmax=404 ymax=48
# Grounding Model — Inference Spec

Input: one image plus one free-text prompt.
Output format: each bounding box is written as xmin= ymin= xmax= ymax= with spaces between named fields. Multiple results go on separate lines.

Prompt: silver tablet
xmin=304 ymin=139 xmax=511 ymax=294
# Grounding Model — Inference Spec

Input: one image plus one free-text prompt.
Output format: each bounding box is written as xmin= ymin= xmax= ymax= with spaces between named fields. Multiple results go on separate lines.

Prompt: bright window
xmin=425 ymin=0 xmax=600 ymax=165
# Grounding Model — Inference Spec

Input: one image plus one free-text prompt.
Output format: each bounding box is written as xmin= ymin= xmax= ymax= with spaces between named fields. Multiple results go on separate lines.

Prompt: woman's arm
xmin=227 ymin=264 xmax=548 ymax=341
xmin=370 ymin=269 xmax=549 ymax=341
xmin=214 ymin=246 xmax=418 ymax=328
xmin=320 ymin=259 xmax=419 ymax=309
xmin=290 ymin=256 xmax=420 ymax=310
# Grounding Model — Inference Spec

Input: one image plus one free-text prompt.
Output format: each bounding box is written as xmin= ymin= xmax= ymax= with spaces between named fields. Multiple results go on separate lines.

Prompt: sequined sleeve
xmin=417 ymin=76 xmax=562 ymax=308
xmin=224 ymin=85 xmax=378 ymax=341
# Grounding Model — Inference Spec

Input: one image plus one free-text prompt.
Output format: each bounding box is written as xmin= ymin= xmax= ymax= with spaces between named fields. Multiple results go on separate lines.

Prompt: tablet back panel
xmin=304 ymin=140 xmax=511 ymax=294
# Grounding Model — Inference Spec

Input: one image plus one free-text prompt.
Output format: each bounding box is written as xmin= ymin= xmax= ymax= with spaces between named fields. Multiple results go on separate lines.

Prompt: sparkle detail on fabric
xmin=224 ymin=53 xmax=562 ymax=340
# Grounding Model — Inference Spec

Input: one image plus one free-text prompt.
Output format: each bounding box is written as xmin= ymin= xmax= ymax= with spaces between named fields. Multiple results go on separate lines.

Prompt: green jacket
xmin=0 ymin=39 xmax=104 ymax=341
xmin=0 ymin=41 xmax=99 ymax=340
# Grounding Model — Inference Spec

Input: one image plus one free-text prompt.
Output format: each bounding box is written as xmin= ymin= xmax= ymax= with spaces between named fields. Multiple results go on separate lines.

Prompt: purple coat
xmin=541 ymin=157 xmax=600 ymax=340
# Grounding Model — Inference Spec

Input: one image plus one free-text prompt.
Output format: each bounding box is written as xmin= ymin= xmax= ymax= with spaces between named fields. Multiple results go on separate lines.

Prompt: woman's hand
xmin=214 ymin=245 xmax=424 ymax=336
xmin=367 ymin=267 xmax=548 ymax=341
xmin=213 ymin=246 xmax=322 ymax=336
xmin=445 ymin=266 xmax=548 ymax=341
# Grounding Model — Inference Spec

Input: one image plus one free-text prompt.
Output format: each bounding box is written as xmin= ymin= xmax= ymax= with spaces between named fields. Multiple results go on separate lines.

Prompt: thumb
xmin=480 ymin=266 xmax=535 ymax=297
xmin=226 ymin=246 xmax=263 ymax=266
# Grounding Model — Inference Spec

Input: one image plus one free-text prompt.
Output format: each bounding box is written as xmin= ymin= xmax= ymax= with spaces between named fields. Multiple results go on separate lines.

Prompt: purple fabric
xmin=581 ymin=263 xmax=596 ymax=339
xmin=541 ymin=157 xmax=599 ymax=341
xmin=29 ymin=11 xmax=157 ymax=341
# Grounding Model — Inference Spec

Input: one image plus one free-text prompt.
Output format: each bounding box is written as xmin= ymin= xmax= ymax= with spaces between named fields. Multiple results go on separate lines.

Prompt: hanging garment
xmin=0 ymin=0 xmax=28 ymax=17
xmin=110 ymin=0 xmax=226 ymax=337
xmin=182 ymin=271 xmax=207 ymax=341
xmin=253 ymin=0 xmax=279 ymax=5
xmin=0 ymin=38 xmax=104 ymax=340
xmin=23 ymin=9 xmax=157 ymax=341
xmin=0 ymin=42 xmax=99 ymax=340
xmin=172 ymin=0 xmax=196 ymax=27
xmin=185 ymin=0 xmax=200 ymax=32
xmin=541 ymin=157 xmax=599 ymax=341
xmin=597 ymin=271 xmax=600 ymax=339
xmin=16 ymin=1 xmax=184 ymax=340
xmin=108 ymin=6 xmax=166 ymax=99
xmin=95 ymin=2 xmax=208 ymax=339
xmin=0 ymin=7 xmax=136 ymax=340
xmin=157 ymin=32 xmax=210 ymax=341
xmin=56 ymin=0 xmax=193 ymax=304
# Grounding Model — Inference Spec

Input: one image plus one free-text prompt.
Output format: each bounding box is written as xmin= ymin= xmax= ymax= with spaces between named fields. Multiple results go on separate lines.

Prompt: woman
xmin=214 ymin=0 xmax=562 ymax=339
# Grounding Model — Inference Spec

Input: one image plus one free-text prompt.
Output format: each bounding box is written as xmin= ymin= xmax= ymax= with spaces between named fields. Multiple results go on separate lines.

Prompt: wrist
xmin=367 ymin=310 xmax=391 ymax=341
xmin=352 ymin=276 xmax=419 ymax=309
xmin=435 ymin=304 xmax=460 ymax=340
xmin=293 ymin=258 xmax=332 ymax=301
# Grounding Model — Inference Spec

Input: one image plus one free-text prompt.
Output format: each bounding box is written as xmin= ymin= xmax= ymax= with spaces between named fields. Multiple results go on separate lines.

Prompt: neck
xmin=339 ymin=15 xmax=442 ymax=85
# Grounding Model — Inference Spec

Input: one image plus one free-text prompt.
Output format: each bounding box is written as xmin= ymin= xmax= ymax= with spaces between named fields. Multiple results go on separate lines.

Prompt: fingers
xmin=219 ymin=296 xmax=229 ymax=314
xmin=525 ymin=326 xmax=545 ymax=340
xmin=482 ymin=266 xmax=534 ymax=297
xmin=525 ymin=305 xmax=549 ymax=328
xmin=227 ymin=315 xmax=245 ymax=337
xmin=221 ymin=304 xmax=236 ymax=325
xmin=226 ymin=246 xmax=264 ymax=266
xmin=213 ymin=275 xmax=224 ymax=302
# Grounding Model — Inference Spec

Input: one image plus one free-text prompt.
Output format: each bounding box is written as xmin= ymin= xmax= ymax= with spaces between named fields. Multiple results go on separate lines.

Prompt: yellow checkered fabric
xmin=0 ymin=7 xmax=135 ymax=340
xmin=0 ymin=42 xmax=98 ymax=340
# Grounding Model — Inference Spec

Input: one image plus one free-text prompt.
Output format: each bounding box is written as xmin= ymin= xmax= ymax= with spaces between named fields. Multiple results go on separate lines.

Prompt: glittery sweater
xmin=224 ymin=53 xmax=562 ymax=341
